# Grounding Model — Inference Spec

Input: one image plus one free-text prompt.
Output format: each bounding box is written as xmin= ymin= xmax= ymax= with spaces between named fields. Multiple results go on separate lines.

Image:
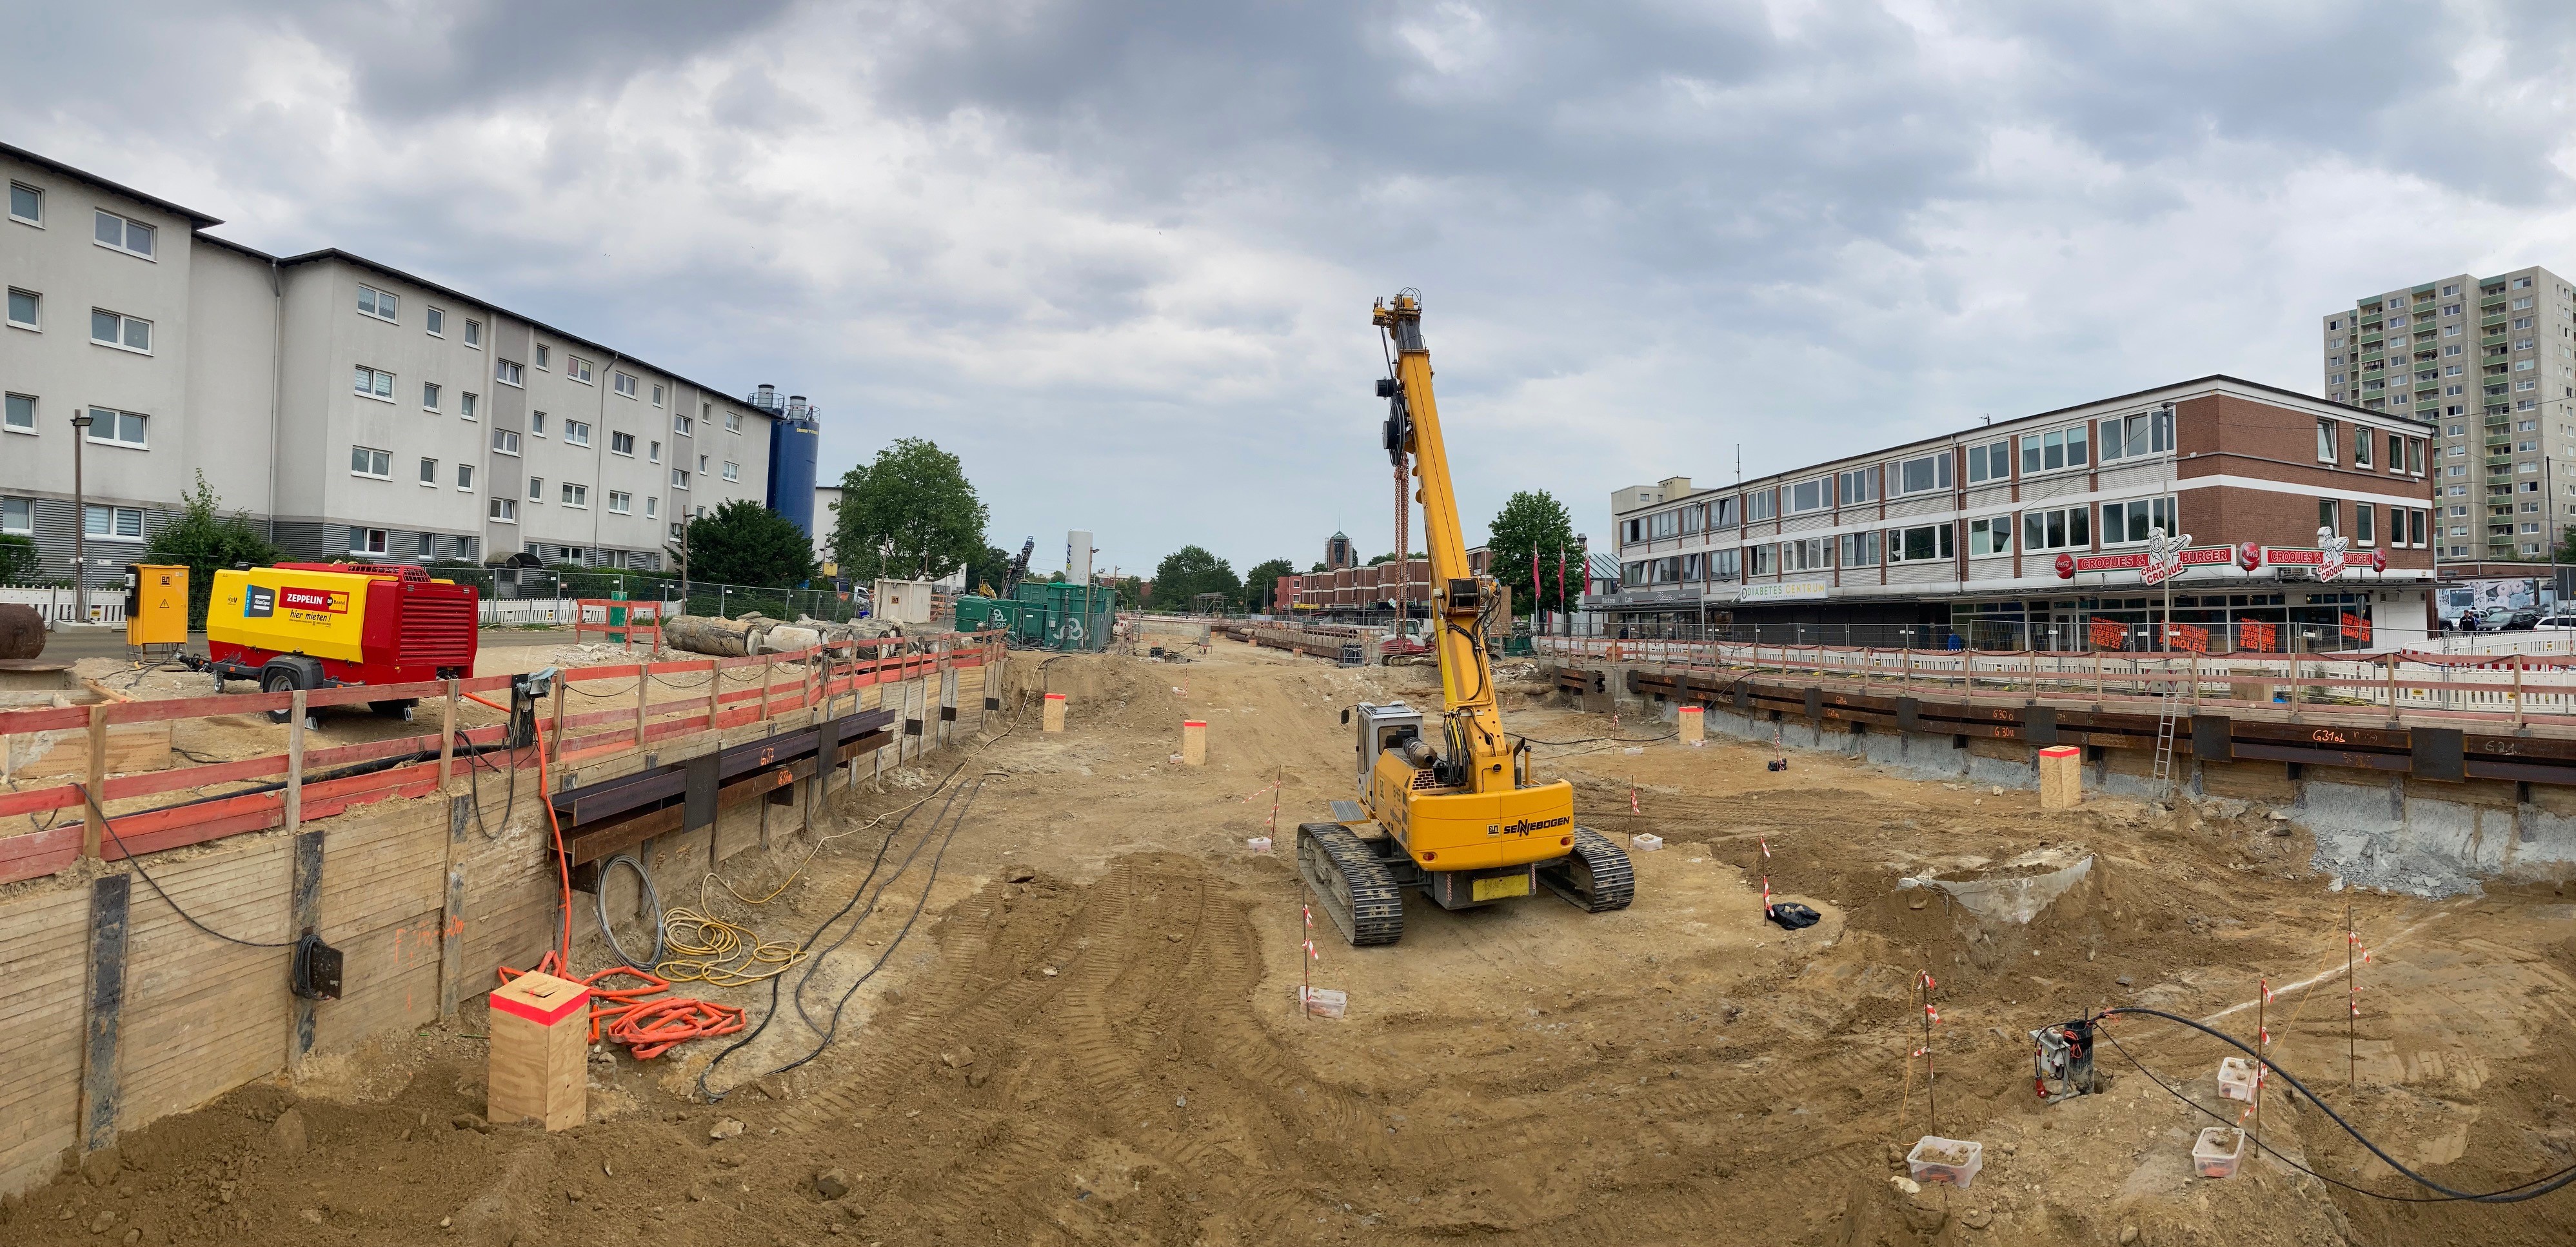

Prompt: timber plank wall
xmin=1578 ymin=663 xmax=2576 ymax=789
xmin=0 ymin=657 xmax=999 ymax=1198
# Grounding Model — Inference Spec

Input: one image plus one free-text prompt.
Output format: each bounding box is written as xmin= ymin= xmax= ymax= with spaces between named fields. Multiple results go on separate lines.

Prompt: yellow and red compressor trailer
xmin=192 ymin=563 xmax=480 ymax=721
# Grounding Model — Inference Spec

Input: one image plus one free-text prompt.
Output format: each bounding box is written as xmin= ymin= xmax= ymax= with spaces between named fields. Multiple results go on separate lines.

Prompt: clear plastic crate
xmin=1631 ymin=833 xmax=1664 ymax=852
xmin=1905 ymin=1136 xmax=1983 ymax=1190
xmin=1246 ymin=836 xmax=1273 ymax=854
xmin=1298 ymin=986 xmax=1347 ymax=1018
xmin=2217 ymin=1057 xmax=2257 ymax=1102
xmin=2194 ymin=1126 xmax=2244 ymax=1178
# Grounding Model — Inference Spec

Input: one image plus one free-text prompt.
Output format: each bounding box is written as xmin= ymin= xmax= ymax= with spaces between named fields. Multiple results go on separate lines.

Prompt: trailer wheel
xmin=259 ymin=658 xmax=324 ymax=729
xmin=261 ymin=666 xmax=299 ymax=724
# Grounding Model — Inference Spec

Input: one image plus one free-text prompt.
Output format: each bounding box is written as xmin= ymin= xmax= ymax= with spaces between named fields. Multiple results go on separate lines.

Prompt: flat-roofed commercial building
xmin=1596 ymin=377 xmax=2439 ymax=650
xmin=1 ymin=142 xmax=780 ymax=592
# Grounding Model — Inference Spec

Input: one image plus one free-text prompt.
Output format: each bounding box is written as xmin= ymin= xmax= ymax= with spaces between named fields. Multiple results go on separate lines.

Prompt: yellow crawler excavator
xmin=1296 ymin=292 xmax=1634 ymax=946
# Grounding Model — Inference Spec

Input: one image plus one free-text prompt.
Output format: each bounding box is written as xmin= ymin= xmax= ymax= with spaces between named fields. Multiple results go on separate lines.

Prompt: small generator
xmin=2031 ymin=1017 xmax=2099 ymax=1102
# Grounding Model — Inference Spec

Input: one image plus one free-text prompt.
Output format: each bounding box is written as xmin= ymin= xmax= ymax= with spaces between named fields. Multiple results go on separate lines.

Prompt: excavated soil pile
xmin=8 ymin=641 xmax=2576 ymax=1246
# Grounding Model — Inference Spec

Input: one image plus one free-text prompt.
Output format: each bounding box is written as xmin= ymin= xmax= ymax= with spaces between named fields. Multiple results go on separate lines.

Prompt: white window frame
xmin=608 ymin=490 xmax=632 ymax=514
xmin=4 ymin=393 xmax=34 ymax=434
xmin=530 ymin=412 xmax=546 ymax=437
xmin=2097 ymin=409 xmax=2172 ymax=461
xmin=567 ymin=354 xmax=593 ymax=384
xmin=1967 ymin=516 xmax=2011 ymax=556
xmin=2098 ymin=496 xmax=2179 ymax=547
xmin=357 ymin=284 xmax=399 ymax=322
xmin=7 ymin=181 xmax=39 ymax=225
xmin=651 ymin=384 xmax=665 ymax=408
xmin=6 ymin=286 xmax=37 ymax=331
xmin=349 ymin=526 xmax=389 ymax=555
xmin=645 ymin=497 xmax=657 ymax=519
xmin=92 ymin=210 xmax=154 ymax=260
xmin=350 ymin=445 xmax=392 ymax=479
xmin=497 ymin=359 xmax=524 ymax=387
xmin=648 ymin=440 xmax=661 ymax=463
xmin=464 ymin=319 xmax=482 ymax=348
xmin=90 ymin=308 xmax=151 ymax=354
xmin=528 ymin=476 xmax=544 ymax=503
xmin=610 ymin=431 xmax=635 ymax=456
xmin=419 ymin=457 xmax=439 ymax=486
xmin=422 ymin=381 xmax=441 ymax=411
xmin=2020 ymin=506 xmax=2090 ymax=553
xmin=564 ymin=420 xmax=591 ymax=448
xmin=1745 ymin=489 xmax=1776 ymax=522
xmin=1838 ymin=466 xmax=1880 ymax=505
xmin=489 ymin=497 xmax=517 ymax=523
xmin=724 ymin=411 xmax=742 ymax=432
xmin=1838 ymin=531 xmax=1881 ymax=568
xmin=353 ymin=366 xmax=396 ymax=401
xmin=2315 ymin=418 xmax=2339 ymax=464
xmin=425 ymin=307 xmax=445 ymax=337
xmin=1893 ymin=453 xmax=1950 ymax=496
xmin=536 ymin=344 xmax=551 ymax=370
xmin=1788 ymin=477 xmax=1828 ymax=514
xmin=456 ymin=463 xmax=475 ymax=492
xmin=86 ymin=408 xmax=148 ymax=448
xmin=492 ymin=429 xmax=521 ymax=455
xmin=84 ymin=505 xmax=145 ymax=541
xmin=672 ymin=468 xmax=691 ymax=490
xmin=562 ymin=483 xmax=588 ymax=508
xmin=1 ymin=497 xmax=30 ymax=533
xmin=674 ymin=414 xmax=694 ymax=437
xmin=613 ymin=372 xmax=638 ymax=398
xmin=1887 ymin=523 xmax=1954 ymax=564
xmin=720 ymin=461 xmax=739 ymax=483
xmin=2017 ymin=424 xmax=2090 ymax=475
xmin=461 ymin=392 xmax=479 ymax=421
xmin=1965 ymin=439 xmax=2011 ymax=484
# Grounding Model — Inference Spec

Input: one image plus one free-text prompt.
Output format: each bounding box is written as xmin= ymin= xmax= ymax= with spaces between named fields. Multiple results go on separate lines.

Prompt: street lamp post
xmin=69 ymin=409 xmax=92 ymax=623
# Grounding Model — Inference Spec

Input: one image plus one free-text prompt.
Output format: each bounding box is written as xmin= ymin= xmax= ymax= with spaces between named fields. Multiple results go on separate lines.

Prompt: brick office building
xmin=1594 ymin=377 xmax=2439 ymax=649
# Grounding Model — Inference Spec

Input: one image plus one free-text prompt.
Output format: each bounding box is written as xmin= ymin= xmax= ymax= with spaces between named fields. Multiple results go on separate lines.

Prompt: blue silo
xmin=757 ymin=386 xmax=821 ymax=537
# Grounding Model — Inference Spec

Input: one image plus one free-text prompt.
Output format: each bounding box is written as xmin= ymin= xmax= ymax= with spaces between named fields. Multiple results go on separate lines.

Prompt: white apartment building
xmin=2319 ymin=266 xmax=2576 ymax=565
xmin=1 ymin=142 xmax=779 ymax=588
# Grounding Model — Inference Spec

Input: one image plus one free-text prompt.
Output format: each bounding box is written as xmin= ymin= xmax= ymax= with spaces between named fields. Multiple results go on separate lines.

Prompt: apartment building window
xmin=2101 ymin=496 xmax=2178 ymax=546
xmin=2019 ymin=424 xmax=2088 ymax=474
xmin=2352 ymin=428 xmax=2372 ymax=468
xmin=567 ymin=354 xmax=593 ymax=384
xmin=91 ymin=308 xmax=150 ymax=352
xmin=2020 ymin=507 xmax=2088 ymax=552
xmin=87 ymin=408 xmax=148 ymax=448
xmin=426 ymin=308 xmax=444 ymax=336
xmin=2315 ymin=419 xmax=2338 ymax=463
xmin=724 ymin=411 xmax=742 ymax=432
xmin=492 ymin=429 xmax=520 ymax=455
xmin=497 ymin=359 xmax=524 ymax=386
xmin=720 ymin=461 xmax=739 ymax=483
xmin=456 ymin=463 xmax=475 ymax=490
xmin=697 ymin=454 xmax=708 ymax=472
xmin=1783 ymin=538 xmax=1830 ymax=571
xmin=1709 ymin=496 xmax=1738 ymax=528
xmin=92 ymin=210 xmax=154 ymax=258
xmin=1967 ymin=517 xmax=2010 ymax=556
xmin=648 ymin=439 xmax=661 ymax=463
xmin=537 ymin=344 xmax=551 ymax=370
xmin=353 ymin=366 xmax=395 ymax=399
xmin=1709 ymin=548 xmax=1739 ymax=580
xmin=1621 ymin=517 xmax=1641 ymax=544
xmin=2355 ymin=503 xmax=2377 ymax=545
xmin=350 ymin=445 xmax=391 ymax=479
xmin=651 ymin=384 xmax=664 ymax=408
xmin=1965 ymin=439 xmax=2010 ymax=483
xmin=419 ymin=457 xmax=438 ymax=484
xmin=2318 ymin=499 xmax=2337 ymax=535
xmin=613 ymin=372 xmax=638 ymax=398
xmin=611 ymin=432 xmax=635 ymax=455
xmin=608 ymin=490 xmax=631 ymax=514
xmin=674 ymin=414 xmax=694 ymax=437
xmin=1745 ymin=488 xmax=1776 ymax=521
xmin=562 ymin=483 xmax=588 ymax=508
xmin=1788 ymin=477 xmax=1827 ymax=514
xmin=530 ymin=412 xmax=546 ymax=436
xmin=2408 ymin=508 xmax=2430 ymax=546
xmin=2098 ymin=409 xmax=2174 ymax=461
xmin=357 ymin=285 xmax=399 ymax=321
xmin=8 ymin=182 xmax=38 ymax=223
xmin=671 ymin=468 xmax=690 ymax=490
xmin=528 ymin=477 xmax=544 ymax=502
xmin=4 ymin=394 xmax=33 ymax=432
xmin=84 ymin=506 xmax=144 ymax=539
xmin=1839 ymin=465 xmax=1882 ymax=504
xmin=422 ymin=382 xmax=441 ymax=410
xmin=1 ymin=497 xmax=28 ymax=532
xmin=1839 ymin=532 xmax=1881 ymax=568
xmin=464 ymin=319 xmax=482 ymax=347
xmin=1888 ymin=523 xmax=1954 ymax=563
xmin=1679 ymin=504 xmax=1703 ymax=535
xmin=6 ymin=288 xmax=37 ymax=329
xmin=489 ymin=498 xmax=517 ymax=522
xmin=644 ymin=497 xmax=657 ymax=519
xmin=349 ymin=527 xmax=388 ymax=555
xmin=565 ymin=420 xmax=591 ymax=447
xmin=1747 ymin=544 xmax=1776 ymax=575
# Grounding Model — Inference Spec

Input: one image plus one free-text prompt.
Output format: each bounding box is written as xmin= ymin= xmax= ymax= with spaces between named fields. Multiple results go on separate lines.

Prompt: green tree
xmin=1485 ymin=490 xmax=1580 ymax=618
xmin=0 ymin=534 xmax=36 ymax=584
xmin=1149 ymin=546 xmax=1241 ymax=612
xmin=1242 ymin=558 xmax=1296 ymax=611
xmin=829 ymin=438 xmax=989 ymax=581
xmin=684 ymin=499 xmax=820 ymax=589
xmin=145 ymin=472 xmax=281 ymax=626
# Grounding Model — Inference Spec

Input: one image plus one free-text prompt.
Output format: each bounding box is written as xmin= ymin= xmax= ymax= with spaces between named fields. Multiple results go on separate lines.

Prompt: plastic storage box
xmin=2217 ymin=1057 xmax=2258 ymax=1102
xmin=1298 ymin=986 xmax=1347 ymax=1019
xmin=2194 ymin=1126 xmax=2244 ymax=1178
xmin=1905 ymin=1136 xmax=1983 ymax=1190
xmin=1631 ymin=833 xmax=1664 ymax=852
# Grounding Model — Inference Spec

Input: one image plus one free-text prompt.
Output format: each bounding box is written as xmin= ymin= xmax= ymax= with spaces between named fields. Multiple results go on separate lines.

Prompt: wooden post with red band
xmin=1042 ymin=692 xmax=1067 ymax=733
xmin=488 ymin=971 xmax=590 ymax=1130
xmin=1181 ymin=719 xmax=1207 ymax=765
xmin=2038 ymin=744 xmax=2081 ymax=810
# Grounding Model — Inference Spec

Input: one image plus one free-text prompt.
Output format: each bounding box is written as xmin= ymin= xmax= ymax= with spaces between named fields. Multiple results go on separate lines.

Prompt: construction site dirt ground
xmin=9 ymin=639 xmax=2576 ymax=1246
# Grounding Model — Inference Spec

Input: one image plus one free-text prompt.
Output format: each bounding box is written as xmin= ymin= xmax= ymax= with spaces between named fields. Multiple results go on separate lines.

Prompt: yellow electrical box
xmin=124 ymin=564 xmax=190 ymax=646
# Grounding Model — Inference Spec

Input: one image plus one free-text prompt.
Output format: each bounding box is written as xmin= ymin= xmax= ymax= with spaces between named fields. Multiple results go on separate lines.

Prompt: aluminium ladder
xmin=2149 ymin=653 xmax=2184 ymax=789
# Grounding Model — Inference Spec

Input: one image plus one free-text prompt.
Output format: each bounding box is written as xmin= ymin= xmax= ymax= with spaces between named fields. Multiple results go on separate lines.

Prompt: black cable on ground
xmin=2097 ymin=1006 xmax=2576 ymax=1203
xmin=75 ymin=783 xmax=292 ymax=949
xmin=595 ymin=853 xmax=664 ymax=970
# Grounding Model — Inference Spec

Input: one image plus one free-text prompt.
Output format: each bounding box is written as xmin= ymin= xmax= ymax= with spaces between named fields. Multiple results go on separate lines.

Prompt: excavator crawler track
xmin=1538 ymin=826 xmax=1634 ymax=913
xmin=1296 ymin=822 xmax=1405 ymax=947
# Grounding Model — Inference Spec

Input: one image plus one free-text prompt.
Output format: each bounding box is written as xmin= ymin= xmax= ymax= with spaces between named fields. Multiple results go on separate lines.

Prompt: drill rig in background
xmin=1295 ymin=292 xmax=1634 ymax=946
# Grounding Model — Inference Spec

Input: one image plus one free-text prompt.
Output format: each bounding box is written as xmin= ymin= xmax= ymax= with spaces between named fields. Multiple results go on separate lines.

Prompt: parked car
xmin=2501 ymin=609 xmax=2543 ymax=632
xmin=2536 ymin=614 xmax=2576 ymax=630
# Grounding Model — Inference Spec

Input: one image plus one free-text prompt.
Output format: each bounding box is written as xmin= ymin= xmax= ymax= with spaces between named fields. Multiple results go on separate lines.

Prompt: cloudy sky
xmin=8 ymin=1 xmax=2575 ymax=578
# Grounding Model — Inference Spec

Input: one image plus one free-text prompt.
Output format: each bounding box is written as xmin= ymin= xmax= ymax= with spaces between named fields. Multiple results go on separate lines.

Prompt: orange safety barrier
xmin=572 ymin=599 xmax=665 ymax=651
